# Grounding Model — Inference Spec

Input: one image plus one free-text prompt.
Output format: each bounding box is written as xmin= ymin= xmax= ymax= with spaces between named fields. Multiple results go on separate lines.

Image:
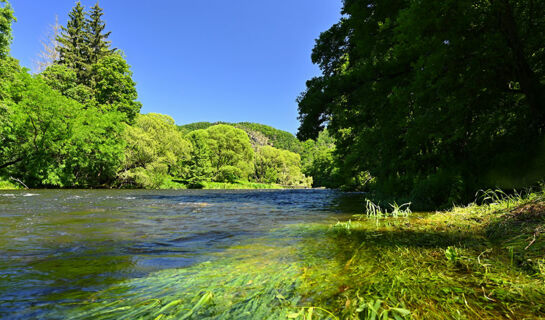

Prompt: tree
xmin=91 ymin=53 xmax=141 ymax=122
xmin=41 ymin=64 xmax=94 ymax=104
xmin=254 ymin=146 xmax=311 ymax=187
xmin=0 ymin=0 xmax=15 ymax=58
xmin=86 ymin=2 xmax=113 ymax=64
xmin=57 ymin=2 xmax=90 ymax=84
xmin=204 ymin=124 xmax=255 ymax=180
xmin=119 ymin=113 xmax=191 ymax=188
xmin=300 ymin=130 xmax=338 ymax=188
xmin=183 ymin=129 xmax=213 ymax=187
xmin=1 ymin=72 xmax=125 ymax=187
xmin=298 ymin=0 xmax=545 ymax=208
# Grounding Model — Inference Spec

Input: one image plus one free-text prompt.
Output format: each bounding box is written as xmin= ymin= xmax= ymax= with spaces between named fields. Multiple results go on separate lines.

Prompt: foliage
xmin=298 ymin=0 xmax=545 ymax=208
xmin=179 ymin=121 xmax=305 ymax=154
xmin=217 ymin=165 xmax=242 ymax=183
xmin=57 ymin=2 xmax=90 ymax=83
xmin=0 ymin=177 xmax=18 ymax=189
xmin=236 ymin=122 xmax=303 ymax=154
xmin=91 ymin=53 xmax=141 ymax=122
xmin=41 ymin=64 xmax=93 ymax=104
xmin=0 ymin=0 xmax=14 ymax=58
xmin=204 ymin=124 xmax=255 ymax=181
xmin=182 ymin=129 xmax=213 ymax=187
xmin=300 ymin=130 xmax=339 ymax=188
xmin=86 ymin=3 xmax=113 ymax=64
xmin=0 ymin=0 xmax=321 ymax=190
xmin=254 ymin=146 xmax=312 ymax=187
xmin=119 ymin=113 xmax=191 ymax=188
xmin=1 ymin=71 xmax=125 ymax=187
xmin=177 ymin=121 xmax=218 ymax=135
xmin=201 ymin=181 xmax=283 ymax=190
xmin=53 ymin=2 xmax=140 ymax=122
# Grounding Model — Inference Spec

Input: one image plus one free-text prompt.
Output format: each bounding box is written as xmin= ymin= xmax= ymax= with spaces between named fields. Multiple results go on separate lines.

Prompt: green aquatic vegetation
xmin=444 ymin=246 xmax=459 ymax=263
xmin=55 ymin=226 xmax=345 ymax=320
xmin=331 ymin=220 xmax=353 ymax=235
xmin=365 ymin=199 xmax=385 ymax=218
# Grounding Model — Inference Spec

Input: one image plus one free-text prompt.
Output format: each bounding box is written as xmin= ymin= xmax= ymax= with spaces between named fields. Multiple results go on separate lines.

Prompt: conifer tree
xmin=57 ymin=2 xmax=90 ymax=84
xmin=86 ymin=2 xmax=113 ymax=64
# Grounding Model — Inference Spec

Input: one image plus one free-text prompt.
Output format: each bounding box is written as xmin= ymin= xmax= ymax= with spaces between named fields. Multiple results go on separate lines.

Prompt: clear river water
xmin=0 ymin=189 xmax=363 ymax=319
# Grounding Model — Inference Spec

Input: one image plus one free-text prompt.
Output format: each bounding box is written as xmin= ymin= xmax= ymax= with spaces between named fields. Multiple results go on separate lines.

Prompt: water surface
xmin=0 ymin=189 xmax=362 ymax=318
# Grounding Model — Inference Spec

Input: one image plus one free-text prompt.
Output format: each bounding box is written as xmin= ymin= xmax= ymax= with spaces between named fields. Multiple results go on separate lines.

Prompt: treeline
xmin=179 ymin=121 xmax=337 ymax=188
xmin=0 ymin=1 xmax=313 ymax=189
xmin=298 ymin=0 xmax=545 ymax=208
xmin=121 ymin=117 xmax=312 ymax=188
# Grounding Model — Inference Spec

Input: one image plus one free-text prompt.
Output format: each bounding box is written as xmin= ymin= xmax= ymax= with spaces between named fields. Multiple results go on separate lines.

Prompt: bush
xmin=217 ymin=166 xmax=242 ymax=183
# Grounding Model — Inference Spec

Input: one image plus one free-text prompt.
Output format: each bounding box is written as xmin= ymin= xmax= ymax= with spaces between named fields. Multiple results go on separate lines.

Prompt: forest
xmin=0 ymin=1 xmax=334 ymax=190
xmin=1 ymin=0 xmax=544 ymax=209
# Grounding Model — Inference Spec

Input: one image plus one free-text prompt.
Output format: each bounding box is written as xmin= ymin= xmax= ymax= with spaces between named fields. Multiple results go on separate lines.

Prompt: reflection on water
xmin=0 ymin=189 xmax=363 ymax=318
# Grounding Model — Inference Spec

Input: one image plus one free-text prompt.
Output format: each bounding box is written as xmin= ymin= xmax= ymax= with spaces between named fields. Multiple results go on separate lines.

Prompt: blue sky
xmin=8 ymin=1 xmax=341 ymax=134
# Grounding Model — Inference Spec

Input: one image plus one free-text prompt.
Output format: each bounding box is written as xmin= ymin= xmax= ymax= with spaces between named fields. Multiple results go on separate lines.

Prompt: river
xmin=0 ymin=189 xmax=363 ymax=319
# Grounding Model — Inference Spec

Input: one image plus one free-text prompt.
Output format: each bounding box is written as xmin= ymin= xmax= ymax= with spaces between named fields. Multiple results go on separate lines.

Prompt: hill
xmin=178 ymin=122 xmax=303 ymax=154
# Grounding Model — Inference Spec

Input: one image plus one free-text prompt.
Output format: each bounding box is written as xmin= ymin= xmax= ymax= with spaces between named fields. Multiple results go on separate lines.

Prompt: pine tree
xmin=86 ymin=2 xmax=113 ymax=65
xmin=56 ymin=2 xmax=90 ymax=84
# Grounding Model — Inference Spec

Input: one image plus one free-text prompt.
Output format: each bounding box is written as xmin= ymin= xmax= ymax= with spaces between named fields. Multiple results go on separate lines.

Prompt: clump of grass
xmin=355 ymin=199 xmax=412 ymax=219
xmin=389 ymin=202 xmax=412 ymax=218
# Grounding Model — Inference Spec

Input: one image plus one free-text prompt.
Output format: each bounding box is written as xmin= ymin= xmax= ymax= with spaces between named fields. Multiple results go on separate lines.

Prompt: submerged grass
xmin=50 ymin=189 xmax=545 ymax=319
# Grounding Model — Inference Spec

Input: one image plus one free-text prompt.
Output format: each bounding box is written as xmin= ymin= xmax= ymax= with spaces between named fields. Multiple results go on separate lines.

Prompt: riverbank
xmin=153 ymin=179 xmax=285 ymax=190
xmin=319 ymin=190 xmax=545 ymax=319
xmin=0 ymin=178 xmax=287 ymax=191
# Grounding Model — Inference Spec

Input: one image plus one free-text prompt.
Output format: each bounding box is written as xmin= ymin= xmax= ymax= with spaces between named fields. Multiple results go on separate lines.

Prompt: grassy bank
xmin=201 ymin=181 xmax=284 ymax=190
xmin=321 ymin=190 xmax=545 ymax=319
xmin=52 ymin=189 xmax=544 ymax=319
xmin=158 ymin=178 xmax=284 ymax=190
